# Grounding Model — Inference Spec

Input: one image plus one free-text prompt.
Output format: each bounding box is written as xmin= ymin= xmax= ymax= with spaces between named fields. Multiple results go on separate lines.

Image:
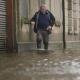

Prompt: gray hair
xmin=40 ymin=4 xmax=48 ymax=10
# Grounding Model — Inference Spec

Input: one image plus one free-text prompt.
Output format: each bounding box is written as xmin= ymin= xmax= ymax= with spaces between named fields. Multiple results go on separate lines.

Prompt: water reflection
xmin=0 ymin=50 xmax=80 ymax=80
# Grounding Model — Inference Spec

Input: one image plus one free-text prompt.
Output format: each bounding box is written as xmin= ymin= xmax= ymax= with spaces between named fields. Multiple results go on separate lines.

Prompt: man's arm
xmin=31 ymin=12 xmax=38 ymax=25
xmin=49 ymin=12 xmax=55 ymax=27
xmin=31 ymin=12 xmax=37 ymax=22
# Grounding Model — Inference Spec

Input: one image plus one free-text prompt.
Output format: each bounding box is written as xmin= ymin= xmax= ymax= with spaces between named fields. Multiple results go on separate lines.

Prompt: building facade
xmin=65 ymin=0 xmax=80 ymax=34
xmin=16 ymin=0 xmax=80 ymax=51
xmin=0 ymin=0 xmax=80 ymax=52
xmin=64 ymin=0 xmax=80 ymax=49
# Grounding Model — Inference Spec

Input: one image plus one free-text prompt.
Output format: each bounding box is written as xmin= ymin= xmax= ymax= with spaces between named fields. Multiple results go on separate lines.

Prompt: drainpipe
xmin=62 ymin=0 xmax=66 ymax=49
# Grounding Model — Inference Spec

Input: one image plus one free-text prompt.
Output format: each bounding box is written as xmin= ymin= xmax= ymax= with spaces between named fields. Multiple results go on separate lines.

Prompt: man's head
xmin=39 ymin=4 xmax=48 ymax=13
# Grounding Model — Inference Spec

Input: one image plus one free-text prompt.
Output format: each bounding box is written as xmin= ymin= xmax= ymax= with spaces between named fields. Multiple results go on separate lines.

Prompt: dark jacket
xmin=31 ymin=10 xmax=55 ymax=33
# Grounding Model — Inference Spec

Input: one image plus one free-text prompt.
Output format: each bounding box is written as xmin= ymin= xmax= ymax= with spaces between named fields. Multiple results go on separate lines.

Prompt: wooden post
xmin=6 ymin=0 xmax=17 ymax=52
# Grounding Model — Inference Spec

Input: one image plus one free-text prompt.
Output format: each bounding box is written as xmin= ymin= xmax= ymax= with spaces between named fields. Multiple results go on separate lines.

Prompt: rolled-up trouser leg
xmin=42 ymin=31 xmax=49 ymax=49
xmin=36 ymin=31 xmax=42 ymax=49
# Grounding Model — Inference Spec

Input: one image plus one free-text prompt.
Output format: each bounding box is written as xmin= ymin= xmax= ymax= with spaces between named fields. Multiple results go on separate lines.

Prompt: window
xmin=68 ymin=0 xmax=72 ymax=10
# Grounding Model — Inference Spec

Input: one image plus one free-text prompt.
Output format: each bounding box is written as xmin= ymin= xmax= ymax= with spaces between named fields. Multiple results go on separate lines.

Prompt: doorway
xmin=15 ymin=0 xmax=63 ymax=52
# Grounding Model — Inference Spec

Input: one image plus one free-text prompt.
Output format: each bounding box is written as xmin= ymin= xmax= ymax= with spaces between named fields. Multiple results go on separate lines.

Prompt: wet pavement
xmin=0 ymin=50 xmax=80 ymax=80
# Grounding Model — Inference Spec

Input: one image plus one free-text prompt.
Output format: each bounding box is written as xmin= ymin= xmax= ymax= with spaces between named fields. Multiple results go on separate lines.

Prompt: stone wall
xmin=65 ymin=0 xmax=80 ymax=34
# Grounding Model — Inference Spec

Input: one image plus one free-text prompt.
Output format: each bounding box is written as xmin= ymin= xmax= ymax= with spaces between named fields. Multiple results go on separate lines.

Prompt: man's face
xmin=40 ymin=5 xmax=47 ymax=13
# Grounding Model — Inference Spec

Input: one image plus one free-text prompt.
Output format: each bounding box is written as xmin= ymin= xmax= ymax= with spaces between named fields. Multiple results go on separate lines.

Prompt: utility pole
xmin=62 ymin=0 xmax=66 ymax=49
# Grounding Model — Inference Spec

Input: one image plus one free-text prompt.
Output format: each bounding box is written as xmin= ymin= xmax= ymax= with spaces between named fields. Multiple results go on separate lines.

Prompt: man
xmin=31 ymin=4 xmax=55 ymax=50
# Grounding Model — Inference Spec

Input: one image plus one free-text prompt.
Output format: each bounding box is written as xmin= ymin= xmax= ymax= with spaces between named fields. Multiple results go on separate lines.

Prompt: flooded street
xmin=0 ymin=50 xmax=80 ymax=80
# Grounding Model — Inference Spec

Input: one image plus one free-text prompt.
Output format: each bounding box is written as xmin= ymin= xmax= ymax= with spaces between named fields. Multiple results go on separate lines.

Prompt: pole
xmin=62 ymin=0 xmax=66 ymax=49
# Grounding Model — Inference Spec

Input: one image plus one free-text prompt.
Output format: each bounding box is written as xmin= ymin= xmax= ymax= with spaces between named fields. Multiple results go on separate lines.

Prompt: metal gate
xmin=0 ymin=0 xmax=7 ymax=51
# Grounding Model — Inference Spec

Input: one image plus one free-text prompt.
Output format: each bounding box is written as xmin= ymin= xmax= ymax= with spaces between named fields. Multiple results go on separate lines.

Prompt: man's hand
xmin=47 ymin=26 xmax=52 ymax=30
xmin=46 ymin=26 xmax=52 ymax=34
xmin=31 ymin=21 xmax=35 ymax=25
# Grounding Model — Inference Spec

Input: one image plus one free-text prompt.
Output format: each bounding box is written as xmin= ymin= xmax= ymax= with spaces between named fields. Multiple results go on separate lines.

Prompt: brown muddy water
xmin=0 ymin=50 xmax=80 ymax=80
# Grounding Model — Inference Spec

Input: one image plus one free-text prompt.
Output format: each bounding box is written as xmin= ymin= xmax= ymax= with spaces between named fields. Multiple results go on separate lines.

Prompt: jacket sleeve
xmin=31 ymin=12 xmax=37 ymax=22
xmin=49 ymin=12 xmax=55 ymax=27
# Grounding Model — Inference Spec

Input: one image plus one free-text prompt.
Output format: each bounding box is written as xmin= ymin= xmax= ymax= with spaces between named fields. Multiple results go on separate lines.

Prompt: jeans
xmin=36 ymin=30 xmax=49 ymax=49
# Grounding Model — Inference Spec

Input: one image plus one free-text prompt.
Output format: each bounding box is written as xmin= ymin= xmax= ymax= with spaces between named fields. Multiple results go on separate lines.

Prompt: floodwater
xmin=0 ymin=50 xmax=80 ymax=80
